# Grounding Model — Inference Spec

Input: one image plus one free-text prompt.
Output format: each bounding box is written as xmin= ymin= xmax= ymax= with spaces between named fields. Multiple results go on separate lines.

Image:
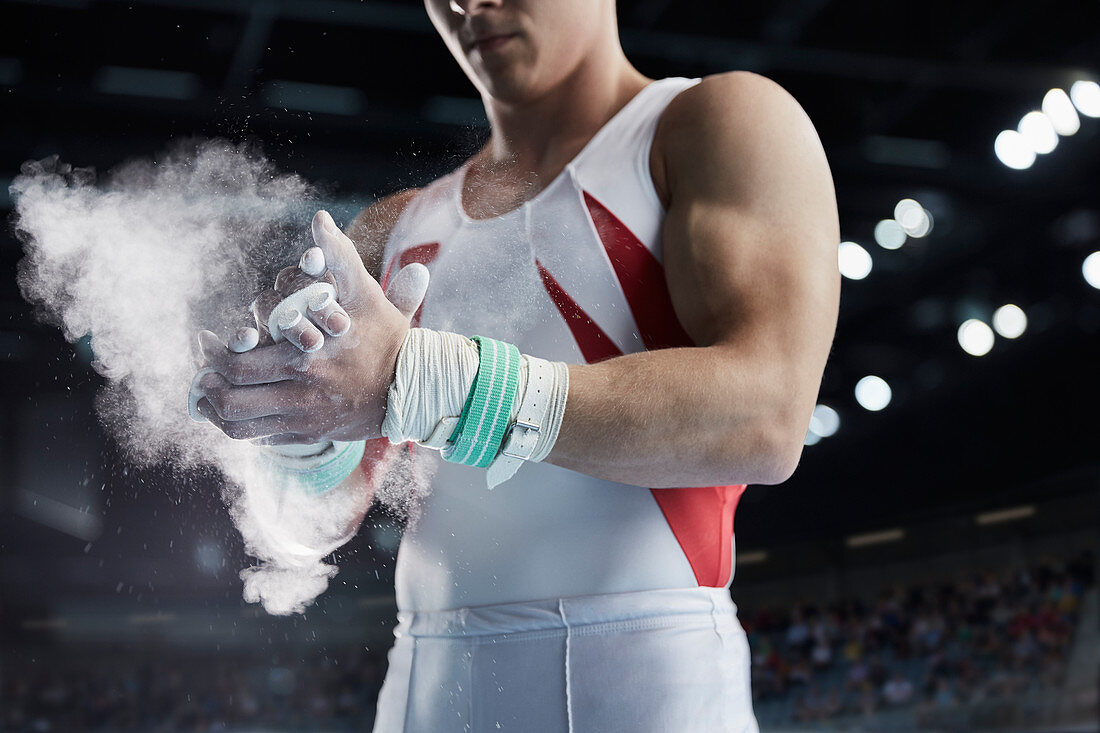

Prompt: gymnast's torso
xmin=377 ymin=77 xmax=746 ymax=613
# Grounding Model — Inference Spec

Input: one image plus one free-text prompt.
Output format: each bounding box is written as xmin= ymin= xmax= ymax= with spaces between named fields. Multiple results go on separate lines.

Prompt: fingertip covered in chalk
xmin=299 ymin=247 xmax=326 ymax=277
xmin=386 ymin=262 xmax=431 ymax=320
xmin=278 ymin=308 xmax=325 ymax=352
xmin=312 ymin=209 xmax=341 ymax=238
xmin=322 ymin=311 xmax=350 ymax=337
xmin=307 ymin=289 xmax=334 ymax=312
xmin=296 ymin=329 xmax=324 ymax=353
xmin=329 ymin=313 xmax=351 ymax=336
xmin=268 ymin=282 xmax=337 ymax=348
xmin=196 ymin=329 xmax=223 ymax=358
xmin=306 ymin=289 xmax=350 ymax=336
xmin=187 ymin=366 xmax=219 ymax=422
xmin=229 ymin=327 xmax=259 ymax=353
xmin=321 ymin=210 xmax=340 ymax=236
xmin=277 ymin=308 xmax=303 ymax=332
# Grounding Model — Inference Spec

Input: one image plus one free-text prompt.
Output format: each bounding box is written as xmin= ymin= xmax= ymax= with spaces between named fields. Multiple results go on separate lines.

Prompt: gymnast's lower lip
xmin=471 ymin=34 xmax=518 ymax=53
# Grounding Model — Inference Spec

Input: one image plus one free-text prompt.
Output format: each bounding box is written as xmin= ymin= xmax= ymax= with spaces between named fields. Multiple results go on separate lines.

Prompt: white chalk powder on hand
xmin=12 ymin=142 xmax=432 ymax=616
xmin=299 ymin=246 xmax=326 ymax=277
xmin=229 ymin=327 xmax=259 ymax=353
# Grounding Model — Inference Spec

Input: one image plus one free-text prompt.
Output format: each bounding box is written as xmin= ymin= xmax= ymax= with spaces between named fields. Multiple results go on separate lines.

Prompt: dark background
xmin=1 ymin=1 xmax=1098 ymax=731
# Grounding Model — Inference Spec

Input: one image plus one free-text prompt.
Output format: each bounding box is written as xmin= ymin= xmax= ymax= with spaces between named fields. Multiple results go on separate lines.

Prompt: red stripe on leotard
xmin=582 ymin=191 xmax=693 ymax=351
xmin=536 ymin=261 xmax=623 ymax=364
xmin=579 ymin=190 xmax=746 ymax=588
xmin=359 ymin=435 xmax=397 ymax=489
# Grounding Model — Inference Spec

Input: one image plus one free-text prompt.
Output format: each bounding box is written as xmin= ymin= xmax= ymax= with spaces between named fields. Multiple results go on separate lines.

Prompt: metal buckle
xmin=500 ymin=419 xmax=541 ymax=460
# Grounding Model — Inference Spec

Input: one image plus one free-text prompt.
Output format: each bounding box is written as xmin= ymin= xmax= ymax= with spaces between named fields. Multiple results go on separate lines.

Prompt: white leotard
xmin=377 ymin=77 xmax=747 ymax=613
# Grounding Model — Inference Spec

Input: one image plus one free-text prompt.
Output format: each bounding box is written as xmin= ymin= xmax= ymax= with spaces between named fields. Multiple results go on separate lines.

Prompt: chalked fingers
xmin=277 ymin=308 xmax=325 ymax=353
xmin=298 ymin=246 xmax=326 ymax=277
xmin=195 ymin=402 xmax=301 ymax=441
xmin=305 ymin=287 xmax=351 ymax=337
xmin=195 ymin=370 xmax=309 ymax=422
xmin=228 ymin=326 xmax=260 ymax=353
xmin=197 ymin=330 xmax=304 ymax=385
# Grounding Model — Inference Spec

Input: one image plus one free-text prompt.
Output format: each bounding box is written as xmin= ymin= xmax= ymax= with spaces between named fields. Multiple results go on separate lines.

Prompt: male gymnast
xmin=192 ymin=0 xmax=840 ymax=729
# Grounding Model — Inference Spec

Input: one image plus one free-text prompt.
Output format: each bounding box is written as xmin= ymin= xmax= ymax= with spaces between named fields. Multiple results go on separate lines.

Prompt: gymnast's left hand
xmin=193 ymin=210 xmax=410 ymax=444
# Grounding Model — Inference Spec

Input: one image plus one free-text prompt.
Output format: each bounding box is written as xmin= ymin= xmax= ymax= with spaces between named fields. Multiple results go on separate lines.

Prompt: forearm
xmin=543 ymin=345 xmax=807 ymax=488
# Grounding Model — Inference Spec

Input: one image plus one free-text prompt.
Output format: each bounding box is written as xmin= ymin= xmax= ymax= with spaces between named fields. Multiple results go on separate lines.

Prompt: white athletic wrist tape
xmin=381 ymin=329 xmax=481 ymax=444
xmin=381 ymin=328 xmax=569 ymax=489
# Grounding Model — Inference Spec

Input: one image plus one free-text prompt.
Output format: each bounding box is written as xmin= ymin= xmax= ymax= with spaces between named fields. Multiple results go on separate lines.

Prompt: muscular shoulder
xmin=652 ymin=71 xmax=822 ymax=205
xmin=345 ymin=188 xmax=421 ymax=280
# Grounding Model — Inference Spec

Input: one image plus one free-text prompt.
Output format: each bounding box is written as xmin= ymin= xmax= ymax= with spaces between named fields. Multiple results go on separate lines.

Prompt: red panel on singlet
xmin=579 ymin=190 xmax=746 ymax=588
xmin=536 ymin=261 xmax=623 ymax=364
xmin=360 ymin=436 xmax=396 ymax=488
xmin=582 ymin=192 xmax=693 ymax=351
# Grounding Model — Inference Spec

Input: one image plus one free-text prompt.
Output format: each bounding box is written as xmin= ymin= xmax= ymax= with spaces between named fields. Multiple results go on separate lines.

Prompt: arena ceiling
xmin=1 ymin=0 xmax=1097 ymax=581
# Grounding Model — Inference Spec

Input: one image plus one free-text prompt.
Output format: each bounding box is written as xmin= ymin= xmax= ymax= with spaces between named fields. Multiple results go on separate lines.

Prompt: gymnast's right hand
xmin=189 ymin=244 xmax=431 ymax=426
xmin=244 ymin=246 xmax=430 ymax=354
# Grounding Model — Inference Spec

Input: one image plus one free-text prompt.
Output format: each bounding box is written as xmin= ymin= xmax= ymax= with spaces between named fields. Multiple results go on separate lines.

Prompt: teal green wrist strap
xmin=443 ymin=336 xmax=520 ymax=468
xmin=268 ymin=440 xmax=367 ymax=495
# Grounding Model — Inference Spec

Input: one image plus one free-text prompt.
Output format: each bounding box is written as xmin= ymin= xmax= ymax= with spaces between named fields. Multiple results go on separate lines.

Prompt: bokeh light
xmin=1084 ymin=251 xmax=1100 ymax=290
xmin=1017 ymin=111 xmax=1058 ymax=154
xmin=894 ymin=199 xmax=933 ymax=238
xmin=1042 ymin=88 xmax=1080 ymax=136
xmin=994 ymin=130 xmax=1036 ymax=169
xmin=893 ymin=198 xmax=921 ymax=223
xmin=1070 ymin=80 xmax=1100 ymax=118
xmin=810 ymin=404 xmax=841 ymax=437
xmin=838 ymin=241 xmax=873 ymax=280
xmin=855 ymin=376 xmax=892 ymax=411
xmin=992 ymin=304 xmax=1027 ymax=339
xmin=874 ymin=219 xmax=907 ymax=250
xmin=957 ymin=319 xmax=995 ymax=356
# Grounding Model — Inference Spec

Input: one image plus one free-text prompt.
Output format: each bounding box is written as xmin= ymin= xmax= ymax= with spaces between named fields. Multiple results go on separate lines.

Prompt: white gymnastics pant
xmin=373 ymin=586 xmax=760 ymax=733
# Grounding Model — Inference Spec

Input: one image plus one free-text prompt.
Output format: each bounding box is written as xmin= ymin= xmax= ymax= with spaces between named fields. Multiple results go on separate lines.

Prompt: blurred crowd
xmin=2 ymin=548 xmax=1095 ymax=732
xmin=743 ymin=548 xmax=1096 ymax=729
xmin=1 ymin=646 xmax=388 ymax=732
